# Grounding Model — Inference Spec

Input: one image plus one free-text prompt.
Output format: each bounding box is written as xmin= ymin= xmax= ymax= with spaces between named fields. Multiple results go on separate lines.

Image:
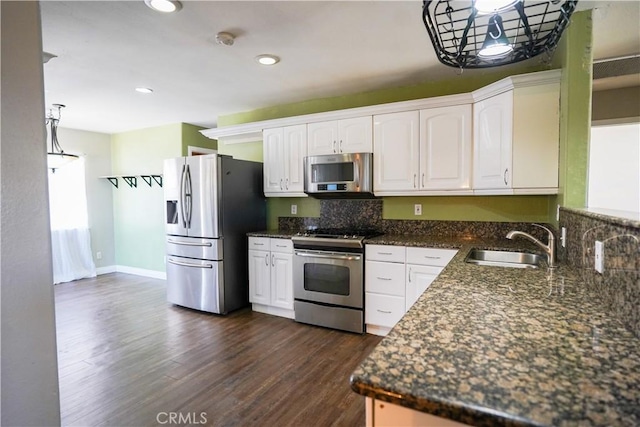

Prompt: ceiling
xmin=40 ymin=1 xmax=640 ymax=134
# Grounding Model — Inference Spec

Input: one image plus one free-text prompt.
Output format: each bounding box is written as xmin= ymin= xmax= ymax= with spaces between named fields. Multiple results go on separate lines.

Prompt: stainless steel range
xmin=292 ymin=228 xmax=380 ymax=333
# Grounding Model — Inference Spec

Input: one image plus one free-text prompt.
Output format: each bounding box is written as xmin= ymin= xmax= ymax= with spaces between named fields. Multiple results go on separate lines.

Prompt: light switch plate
xmin=594 ymin=241 xmax=604 ymax=274
xmin=414 ymin=204 xmax=422 ymax=216
xmin=291 ymin=204 xmax=297 ymax=215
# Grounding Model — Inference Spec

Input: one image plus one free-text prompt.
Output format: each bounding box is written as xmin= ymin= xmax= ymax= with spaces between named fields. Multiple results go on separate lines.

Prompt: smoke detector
xmin=215 ymin=32 xmax=235 ymax=46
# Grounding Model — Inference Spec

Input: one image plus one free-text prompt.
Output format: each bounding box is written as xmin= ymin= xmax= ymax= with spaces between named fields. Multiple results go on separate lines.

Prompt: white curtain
xmin=48 ymin=157 xmax=96 ymax=284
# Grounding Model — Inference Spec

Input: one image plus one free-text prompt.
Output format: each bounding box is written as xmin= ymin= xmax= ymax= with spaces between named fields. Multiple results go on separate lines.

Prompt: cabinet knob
xmin=504 ymin=168 xmax=509 ymax=186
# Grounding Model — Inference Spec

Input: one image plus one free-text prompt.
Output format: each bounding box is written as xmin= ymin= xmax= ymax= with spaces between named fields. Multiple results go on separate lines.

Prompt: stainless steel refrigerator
xmin=164 ymin=154 xmax=265 ymax=314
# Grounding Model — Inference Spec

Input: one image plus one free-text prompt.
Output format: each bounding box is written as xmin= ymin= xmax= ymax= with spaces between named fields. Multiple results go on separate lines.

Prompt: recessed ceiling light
xmin=135 ymin=87 xmax=154 ymax=94
xmin=255 ymin=54 xmax=280 ymax=66
xmin=144 ymin=0 xmax=182 ymax=13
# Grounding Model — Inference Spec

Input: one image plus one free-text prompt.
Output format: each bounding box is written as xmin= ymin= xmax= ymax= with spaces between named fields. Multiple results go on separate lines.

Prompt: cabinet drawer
xmin=366 ymin=244 xmax=405 ymax=263
xmin=248 ymin=237 xmax=270 ymax=251
xmin=365 ymin=261 xmax=405 ymax=296
xmin=406 ymin=247 xmax=457 ymax=267
xmin=270 ymin=238 xmax=292 ymax=254
xmin=365 ymin=293 xmax=405 ymax=328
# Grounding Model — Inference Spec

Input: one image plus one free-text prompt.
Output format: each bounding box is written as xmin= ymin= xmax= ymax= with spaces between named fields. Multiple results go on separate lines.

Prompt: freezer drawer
xmin=166 ymin=255 xmax=224 ymax=313
xmin=166 ymin=235 xmax=222 ymax=260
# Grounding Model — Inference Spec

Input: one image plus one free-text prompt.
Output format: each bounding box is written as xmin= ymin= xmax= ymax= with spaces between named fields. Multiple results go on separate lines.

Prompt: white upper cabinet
xmin=373 ymin=111 xmax=420 ymax=193
xmin=307 ymin=116 xmax=373 ymax=156
xmin=473 ymin=91 xmax=513 ymax=190
xmin=263 ymin=124 xmax=307 ymax=197
xmin=204 ymin=70 xmax=561 ymax=197
xmin=374 ymin=106 xmax=471 ymax=195
xmin=472 ymin=70 xmax=561 ymax=194
xmin=420 ymin=105 xmax=472 ymax=191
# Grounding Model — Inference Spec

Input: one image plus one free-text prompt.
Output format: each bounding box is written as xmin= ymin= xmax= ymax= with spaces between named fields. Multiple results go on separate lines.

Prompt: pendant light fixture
xmin=46 ymin=104 xmax=79 ymax=172
xmin=478 ymin=14 xmax=513 ymax=58
xmin=422 ymin=0 xmax=579 ymax=69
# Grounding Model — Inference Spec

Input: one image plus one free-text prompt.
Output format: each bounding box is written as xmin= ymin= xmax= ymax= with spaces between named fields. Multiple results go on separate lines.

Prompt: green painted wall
xmin=181 ymin=123 xmax=217 ymax=156
xmin=554 ymin=10 xmax=593 ymax=209
xmin=267 ymin=197 xmax=320 ymax=230
xmin=219 ymin=63 xmax=549 ymax=127
xmin=218 ymin=140 xmax=263 ymax=162
xmin=111 ymin=123 xmax=182 ymax=272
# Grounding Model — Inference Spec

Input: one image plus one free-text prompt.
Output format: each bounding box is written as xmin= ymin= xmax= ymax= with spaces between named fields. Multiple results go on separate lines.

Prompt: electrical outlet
xmin=96 ymin=251 xmax=102 ymax=260
xmin=291 ymin=204 xmax=297 ymax=215
xmin=561 ymin=227 xmax=567 ymax=248
xmin=594 ymin=241 xmax=604 ymax=274
xmin=414 ymin=204 xmax=422 ymax=216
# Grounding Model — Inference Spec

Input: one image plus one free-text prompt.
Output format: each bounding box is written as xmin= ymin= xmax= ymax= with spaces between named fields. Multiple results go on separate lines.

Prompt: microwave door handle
xmin=354 ymin=160 xmax=360 ymax=188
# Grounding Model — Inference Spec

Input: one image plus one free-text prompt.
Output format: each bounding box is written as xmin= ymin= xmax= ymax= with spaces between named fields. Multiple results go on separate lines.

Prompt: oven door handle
xmin=295 ymin=251 xmax=361 ymax=261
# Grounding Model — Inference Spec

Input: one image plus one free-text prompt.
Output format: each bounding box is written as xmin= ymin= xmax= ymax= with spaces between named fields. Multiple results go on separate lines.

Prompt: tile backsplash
xmin=560 ymin=207 xmax=639 ymax=337
xmin=279 ymin=199 xmax=550 ymax=240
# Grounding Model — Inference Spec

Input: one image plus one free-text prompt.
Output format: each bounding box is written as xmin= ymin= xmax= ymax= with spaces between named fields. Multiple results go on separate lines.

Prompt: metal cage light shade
xmin=422 ymin=0 xmax=579 ymax=69
xmin=46 ymin=104 xmax=79 ymax=172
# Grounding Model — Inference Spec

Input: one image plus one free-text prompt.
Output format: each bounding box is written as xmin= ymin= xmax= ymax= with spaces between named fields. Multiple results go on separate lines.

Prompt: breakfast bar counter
xmin=350 ymin=236 xmax=640 ymax=427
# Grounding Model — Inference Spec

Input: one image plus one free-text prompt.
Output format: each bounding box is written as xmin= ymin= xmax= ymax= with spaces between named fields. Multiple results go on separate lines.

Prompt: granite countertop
xmin=351 ymin=236 xmax=640 ymax=427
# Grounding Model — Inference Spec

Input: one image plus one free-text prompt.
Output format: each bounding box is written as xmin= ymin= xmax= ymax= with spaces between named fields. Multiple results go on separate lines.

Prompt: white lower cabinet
xmin=248 ymin=237 xmax=294 ymax=319
xmin=365 ymin=244 xmax=457 ymax=336
xmin=366 ymin=398 xmax=470 ymax=427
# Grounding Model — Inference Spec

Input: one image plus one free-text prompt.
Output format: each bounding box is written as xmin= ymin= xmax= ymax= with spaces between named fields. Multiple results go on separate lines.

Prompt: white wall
xmin=0 ymin=2 xmax=62 ymax=425
xmin=57 ymin=127 xmax=116 ymax=271
xmin=588 ymin=123 xmax=640 ymax=213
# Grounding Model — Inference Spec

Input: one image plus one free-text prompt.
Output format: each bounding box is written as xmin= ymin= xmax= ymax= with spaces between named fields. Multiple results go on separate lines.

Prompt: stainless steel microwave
xmin=303 ymin=152 xmax=373 ymax=198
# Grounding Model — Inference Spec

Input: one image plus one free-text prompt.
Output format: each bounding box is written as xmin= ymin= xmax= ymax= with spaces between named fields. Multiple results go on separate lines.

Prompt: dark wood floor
xmin=55 ymin=273 xmax=382 ymax=427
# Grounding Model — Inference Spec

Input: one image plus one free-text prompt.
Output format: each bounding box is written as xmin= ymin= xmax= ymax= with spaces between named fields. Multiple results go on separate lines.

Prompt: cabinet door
xmin=270 ymin=252 xmax=293 ymax=310
xmin=420 ymin=105 xmax=472 ymax=190
xmin=307 ymin=121 xmax=338 ymax=156
xmin=473 ymin=91 xmax=513 ymax=189
xmin=248 ymin=249 xmax=271 ymax=305
xmin=263 ymin=128 xmax=284 ymax=194
xmin=283 ymin=124 xmax=307 ymax=193
xmin=338 ymin=116 xmax=373 ymax=153
xmin=405 ymin=264 xmax=442 ymax=311
xmin=512 ymin=83 xmax=560 ymax=190
xmin=373 ymin=111 xmax=420 ymax=193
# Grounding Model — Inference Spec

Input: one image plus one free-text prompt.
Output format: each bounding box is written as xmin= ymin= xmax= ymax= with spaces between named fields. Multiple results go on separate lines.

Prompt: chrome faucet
xmin=506 ymin=224 xmax=557 ymax=268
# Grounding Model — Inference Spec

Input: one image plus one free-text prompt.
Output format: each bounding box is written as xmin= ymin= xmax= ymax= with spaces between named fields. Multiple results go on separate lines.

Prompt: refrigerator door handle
xmin=185 ymin=164 xmax=193 ymax=228
xmin=167 ymin=239 xmax=213 ymax=247
xmin=167 ymin=258 xmax=213 ymax=269
xmin=180 ymin=164 xmax=187 ymax=228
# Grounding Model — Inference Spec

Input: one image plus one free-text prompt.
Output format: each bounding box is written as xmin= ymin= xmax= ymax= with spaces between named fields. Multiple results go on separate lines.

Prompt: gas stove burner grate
xmin=299 ymin=228 xmax=382 ymax=239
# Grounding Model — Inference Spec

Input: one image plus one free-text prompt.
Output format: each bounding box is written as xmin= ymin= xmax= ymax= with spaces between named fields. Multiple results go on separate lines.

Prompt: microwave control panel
xmin=317 ymin=183 xmax=347 ymax=191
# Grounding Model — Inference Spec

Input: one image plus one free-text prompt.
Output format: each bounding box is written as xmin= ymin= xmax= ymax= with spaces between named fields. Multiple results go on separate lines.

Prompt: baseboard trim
xmin=115 ymin=265 xmax=167 ymax=280
xmin=96 ymin=265 xmax=116 ymax=275
xmin=251 ymin=303 xmax=295 ymax=319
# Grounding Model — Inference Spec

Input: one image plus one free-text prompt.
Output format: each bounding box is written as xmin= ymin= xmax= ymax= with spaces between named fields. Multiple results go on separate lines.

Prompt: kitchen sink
xmin=465 ymin=249 xmax=544 ymax=269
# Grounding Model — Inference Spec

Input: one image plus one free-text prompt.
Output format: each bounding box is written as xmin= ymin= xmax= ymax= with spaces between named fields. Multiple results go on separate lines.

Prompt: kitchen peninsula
xmin=350 ymin=210 xmax=640 ymax=427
